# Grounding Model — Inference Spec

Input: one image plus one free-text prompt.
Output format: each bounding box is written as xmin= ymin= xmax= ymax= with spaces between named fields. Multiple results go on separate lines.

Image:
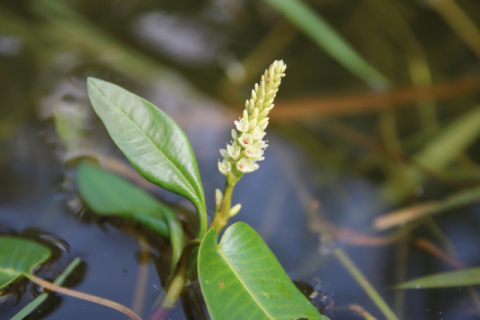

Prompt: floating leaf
xmin=198 ymin=222 xmax=329 ymax=320
xmin=77 ymin=162 xmax=184 ymax=266
xmin=0 ymin=236 xmax=50 ymax=289
xmin=87 ymin=77 xmax=207 ymax=238
xmin=395 ymin=267 xmax=480 ymax=289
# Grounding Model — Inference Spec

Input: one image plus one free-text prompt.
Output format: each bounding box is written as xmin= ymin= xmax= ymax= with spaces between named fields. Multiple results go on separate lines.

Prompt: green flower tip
xmin=218 ymin=60 xmax=287 ymax=176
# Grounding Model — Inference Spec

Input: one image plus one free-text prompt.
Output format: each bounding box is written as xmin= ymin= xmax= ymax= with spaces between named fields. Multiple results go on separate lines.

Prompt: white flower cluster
xmin=218 ymin=60 xmax=286 ymax=176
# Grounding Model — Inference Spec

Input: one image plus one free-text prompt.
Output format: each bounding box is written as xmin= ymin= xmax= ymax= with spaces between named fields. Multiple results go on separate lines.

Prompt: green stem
xmin=26 ymin=273 xmax=142 ymax=320
xmin=163 ymin=239 xmax=201 ymax=307
xmin=196 ymin=205 xmax=208 ymax=239
xmin=211 ymin=178 xmax=237 ymax=233
xmin=278 ymin=148 xmax=399 ymax=320
xmin=13 ymin=257 xmax=82 ymax=320
xmin=334 ymin=250 xmax=399 ymax=320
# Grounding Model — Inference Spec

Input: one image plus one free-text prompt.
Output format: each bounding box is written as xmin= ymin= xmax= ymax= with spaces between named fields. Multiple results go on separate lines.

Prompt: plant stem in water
xmin=26 ymin=273 xmax=143 ymax=320
xmin=147 ymin=239 xmax=201 ymax=320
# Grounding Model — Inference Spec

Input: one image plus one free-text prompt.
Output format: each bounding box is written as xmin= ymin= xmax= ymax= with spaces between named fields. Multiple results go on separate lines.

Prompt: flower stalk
xmin=211 ymin=60 xmax=287 ymax=233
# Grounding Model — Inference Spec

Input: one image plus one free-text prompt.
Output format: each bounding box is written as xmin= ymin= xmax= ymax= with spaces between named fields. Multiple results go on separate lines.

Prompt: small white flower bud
xmin=258 ymin=117 xmax=269 ymax=127
xmin=248 ymin=99 xmax=255 ymax=113
xmin=259 ymin=108 xmax=270 ymax=119
xmin=249 ymin=119 xmax=257 ymax=130
xmin=234 ymin=118 xmax=249 ymax=133
xmin=231 ymin=129 xmax=238 ymax=140
xmin=236 ymin=158 xmax=259 ymax=173
xmin=258 ymin=90 xmax=265 ymax=101
xmin=250 ymin=108 xmax=259 ymax=120
xmin=220 ymin=149 xmax=229 ymax=159
xmin=218 ymin=159 xmax=231 ymax=175
xmin=255 ymin=99 xmax=263 ymax=111
xmin=251 ymin=126 xmax=266 ymax=140
xmin=215 ymin=189 xmax=223 ymax=208
xmin=263 ymin=98 xmax=274 ymax=110
xmin=245 ymin=145 xmax=264 ymax=160
xmin=238 ymin=133 xmax=253 ymax=147
xmin=251 ymin=89 xmax=257 ymax=101
xmin=227 ymin=143 xmax=241 ymax=160
xmin=253 ymin=140 xmax=268 ymax=148
xmin=229 ymin=204 xmax=241 ymax=217
xmin=243 ymin=109 xmax=249 ymax=121
xmin=265 ymin=89 xmax=275 ymax=101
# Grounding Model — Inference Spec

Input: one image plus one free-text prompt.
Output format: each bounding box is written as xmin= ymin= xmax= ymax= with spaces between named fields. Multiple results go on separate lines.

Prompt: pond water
xmin=2 ymin=1 xmax=480 ymax=320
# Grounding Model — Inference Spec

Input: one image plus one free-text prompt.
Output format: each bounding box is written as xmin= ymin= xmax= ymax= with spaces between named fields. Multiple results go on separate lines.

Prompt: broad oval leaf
xmin=395 ymin=267 xmax=480 ymax=289
xmin=77 ymin=162 xmax=169 ymax=237
xmin=0 ymin=237 xmax=50 ymax=289
xmin=77 ymin=162 xmax=184 ymax=267
xmin=87 ymin=77 xmax=206 ymax=237
xmin=198 ymin=222 xmax=329 ymax=320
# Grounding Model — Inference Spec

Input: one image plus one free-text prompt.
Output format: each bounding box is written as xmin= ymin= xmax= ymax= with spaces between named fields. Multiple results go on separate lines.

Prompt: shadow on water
xmin=2 ymin=0 xmax=480 ymax=319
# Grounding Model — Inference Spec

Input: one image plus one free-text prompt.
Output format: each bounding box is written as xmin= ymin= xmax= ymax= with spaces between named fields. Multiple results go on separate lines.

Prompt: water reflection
xmin=2 ymin=0 xmax=480 ymax=319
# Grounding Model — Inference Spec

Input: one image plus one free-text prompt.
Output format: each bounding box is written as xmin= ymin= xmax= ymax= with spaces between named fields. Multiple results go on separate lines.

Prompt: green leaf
xmin=384 ymin=106 xmax=480 ymax=201
xmin=77 ymin=162 xmax=184 ymax=267
xmin=198 ymin=222 xmax=329 ymax=320
xmin=395 ymin=267 xmax=480 ymax=289
xmin=263 ymin=0 xmax=389 ymax=86
xmin=0 ymin=236 xmax=51 ymax=289
xmin=86 ymin=77 xmax=207 ymax=238
xmin=78 ymin=162 xmax=169 ymax=237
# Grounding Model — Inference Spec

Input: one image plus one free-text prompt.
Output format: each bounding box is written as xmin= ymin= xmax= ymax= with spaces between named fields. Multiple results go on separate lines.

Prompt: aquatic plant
xmin=0 ymin=60 xmax=331 ymax=320
xmin=81 ymin=59 xmax=327 ymax=319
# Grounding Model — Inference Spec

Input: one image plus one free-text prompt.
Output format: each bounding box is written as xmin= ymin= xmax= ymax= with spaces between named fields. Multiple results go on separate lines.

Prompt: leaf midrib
xmin=92 ymin=81 xmax=199 ymax=203
xmin=0 ymin=268 xmax=21 ymax=276
xmin=217 ymin=245 xmax=275 ymax=320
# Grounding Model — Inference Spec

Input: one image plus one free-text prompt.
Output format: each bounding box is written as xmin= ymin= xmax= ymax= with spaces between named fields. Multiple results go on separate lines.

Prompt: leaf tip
xmin=86 ymin=77 xmax=105 ymax=94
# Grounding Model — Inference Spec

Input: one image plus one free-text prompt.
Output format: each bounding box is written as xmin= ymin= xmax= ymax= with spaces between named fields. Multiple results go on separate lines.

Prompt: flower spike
xmin=217 ymin=60 xmax=286 ymax=177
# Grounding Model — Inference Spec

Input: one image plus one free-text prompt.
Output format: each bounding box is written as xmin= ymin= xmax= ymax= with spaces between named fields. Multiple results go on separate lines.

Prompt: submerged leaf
xmin=198 ymin=222 xmax=328 ymax=320
xmin=87 ymin=77 xmax=207 ymax=238
xmin=0 ymin=237 xmax=50 ymax=289
xmin=395 ymin=267 xmax=480 ymax=289
xmin=77 ymin=163 xmax=184 ymax=266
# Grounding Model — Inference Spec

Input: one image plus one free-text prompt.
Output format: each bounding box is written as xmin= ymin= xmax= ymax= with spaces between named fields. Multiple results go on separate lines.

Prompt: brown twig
xmin=269 ymin=77 xmax=480 ymax=121
xmin=348 ymin=304 xmax=378 ymax=320
xmin=27 ymin=274 xmax=142 ymax=320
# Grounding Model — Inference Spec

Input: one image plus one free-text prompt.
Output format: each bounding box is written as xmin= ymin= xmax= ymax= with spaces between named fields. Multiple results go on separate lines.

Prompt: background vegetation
xmin=1 ymin=0 xmax=480 ymax=319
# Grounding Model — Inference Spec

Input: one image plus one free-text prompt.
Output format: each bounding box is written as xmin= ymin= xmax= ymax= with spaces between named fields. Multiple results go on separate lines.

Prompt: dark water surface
xmin=2 ymin=1 xmax=480 ymax=320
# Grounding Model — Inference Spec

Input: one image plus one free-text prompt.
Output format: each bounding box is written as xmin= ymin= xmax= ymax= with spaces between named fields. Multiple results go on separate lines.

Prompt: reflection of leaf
xmin=395 ymin=267 xmax=480 ymax=289
xmin=0 ymin=237 xmax=50 ymax=289
xmin=87 ymin=78 xmax=207 ymax=238
xmin=54 ymin=100 xmax=94 ymax=162
xmin=77 ymin=162 xmax=184 ymax=267
xmin=198 ymin=223 xmax=329 ymax=320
